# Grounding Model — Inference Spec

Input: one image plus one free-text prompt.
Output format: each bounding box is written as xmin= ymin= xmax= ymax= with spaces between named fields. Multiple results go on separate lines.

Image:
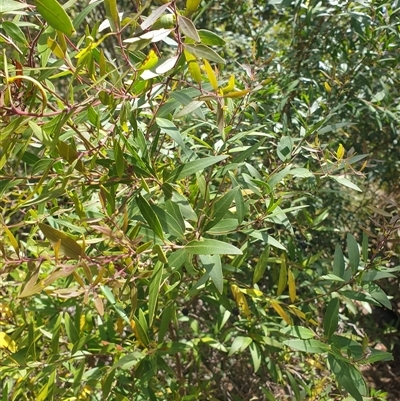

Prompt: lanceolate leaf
xmin=347 ymin=233 xmax=360 ymax=274
xmin=178 ymin=15 xmax=200 ymax=42
xmin=152 ymin=205 xmax=185 ymax=239
xmin=136 ymin=194 xmax=164 ymax=241
xmin=328 ymin=354 xmax=367 ymax=401
xmin=184 ymin=50 xmax=202 ymax=84
xmin=333 ymin=244 xmax=345 ymax=279
xmin=185 ymin=0 xmax=201 ymax=17
xmin=203 ymin=59 xmax=218 ymax=91
xmin=140 ymin=3 xmax=170 ymax=31
xmin=324 ymin=298 xmax=339 ymax=338
xmin=204 ymin=187 xmax=239 ymax=231
xmin=104 ymin=0 xmax=120 ymax=32
xmin=283 ymin=339 xmax=329 ymax=354
xmin=148 ymin=261 xmax=163 ymax=327
xmin=253 ymin=245 xmax=269 ymax=284
xmin=185 ymin=239 xmax=242 ymax=255
xmin=198 ymin=29 xmax=226 ymax=46
xmin=39 ymin=223 xmax=83 ymax=260
xmin=200 ymin=254 xmax=223 ymax=294
xmin=184 ymin=44 xmax=225 ymax=64
xmin=34 ymin=0 xmax=75 ymax=36
xmin=167 ymin=155 xmax=228 ymax=182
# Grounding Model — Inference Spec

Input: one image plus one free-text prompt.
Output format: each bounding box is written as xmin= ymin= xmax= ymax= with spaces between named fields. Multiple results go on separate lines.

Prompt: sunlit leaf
xmin=185 ymin=239 xmax=242 ymax=255
xmin=39 ymin=223 xmax=83 ymax=260
xmin=34 ymin=0 xmax=75 ymax=36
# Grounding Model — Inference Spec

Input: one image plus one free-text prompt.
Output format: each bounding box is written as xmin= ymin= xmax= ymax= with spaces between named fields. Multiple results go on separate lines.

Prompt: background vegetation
xmin=1 ymin=0 xmax=399 ymax=400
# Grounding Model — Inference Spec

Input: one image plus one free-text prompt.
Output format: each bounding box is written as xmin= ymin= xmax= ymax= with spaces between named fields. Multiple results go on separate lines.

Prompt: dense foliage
xmin=1 ymin=0 xmax=399 ymax=400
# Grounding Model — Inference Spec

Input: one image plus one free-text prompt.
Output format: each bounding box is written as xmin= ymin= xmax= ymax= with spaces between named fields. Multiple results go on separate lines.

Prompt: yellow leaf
xmin=0 ymin=332 xmax=17 ymax=352
xmin=324 ymin=81 xmax=332 ymax=93
xmin=231 ymin=284 xmax=251 ymax=318
xmin=221 ymin=74 xmax=235 ymax=94
xmin=336 ymin=143 xmax=345 ymax=160
xmin=239 ymin=288 xmax=263 ymax=298
xmin=223 ymin=89 xmax=249 ymax=98
xmin=203 ymin=59 xmax=218 ymax=91
xmin=74 ymin=42 xmax=94 ymax=59
xmin=184 ymin=51 xmax=202 ymax=84
xmin=288 ymin=269 xmax=296 ymax=303
xmin=138 ymin=49 xmax=159 ymax=71
xmin=185 ymin=0 xmax=201 ymax=17
xmin=360 ymin=159 xmax=367 ymax=172
xmin=270 ymin=300 xmax=292 ymax=325
xmin=47 ymin=36 xmax=65 ymax=59
xmin=3 ymin=225 xmax=19 ymax=255
xmin=288 ymin=305 xmax=318 ymax=326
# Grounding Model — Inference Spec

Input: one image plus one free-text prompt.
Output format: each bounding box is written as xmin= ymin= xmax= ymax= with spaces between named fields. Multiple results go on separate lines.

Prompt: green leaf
xmin=2 ymin=21 xmax=27 ymax=44
xmin=200 ymin=336 xmax=227 ymax=352
xmin=231 ymin=139 xmax=266 ymax=164
xmin=333 ymin=244 xmax=345 ymax=279
xmin=22 ymin=187 xmax=65 ymax=207
xmin=167 ymin=155 xmax=228 ymax=182
xmin=175 ymin=101 xmax=204 ymax=118
xmin=204 ymin=187 xmax=238 ymax=230
xmin=57 ymin=140 xmax=85 ymax=172
xmin=156 ymin=117 xmax=186 ymax=149
xmin=101 ymin=285 xmax=130 ymax=324
xmin=347 ymin=233 xmax=359 ymax=274
xmin=136 ymin=194 xmax=164 ymax=240
xmin=366 ymin=282 xmax=392 ymax=309
xmin=283 ymin=339 xmax=329 ymax=353
xmin=148 ymin=261 xmax=163 ymax=327
xmin=228 ymin=336 xmax=253 ymax=356
xmin=34 ymin=0 xmax=75 ymax=36
xmin=198 ymin=29 xmax=226 ymax=46
xmin=280 ymin=326 xmax=315 ymax=340
xmin=249 ymin=342 xmax=262 ymax=372
xmin=234 ymin=188 xmax=245 ymax=224
xmin=165 ymin=200 xmax=186 ymax=233
xmin=178 ymin=15 xmax=200 ymax=42
xmin=104 ymin=0 xmax=120 ymax=32
xmin=113 ymin=140 xmax=124 ymax=178
xmin=328 ymin=354 xmax=367 ymax=401
xmin=73 ymin=0 xmax=102 ymax=29
xmin=277 ymin=136 xmax=294 ymax=162
xmin=158 ymin=305 xmax=174 ymax=343
xmin=111 ymin=352 xmax=144 ymax=370
xmin=200 ymin=254 xmax=223 ymax=294
xmin=0 ymin=0 xmax=29 ymax=13
xmin=38 ymin=223 xmax=83 ymax=260
xmin=285 ymin=371 xmax=301 ymax=401
xmin=185 ymin=239 xmax=242 ymax=255
xmin=324 ymin=298 xmax=339 ymax=338
xmin=277 ymin=255 xmax=287 ymax=296
xmin=167 ymin=249 xmax=188 ymax=270
xmin=363 ymin=348 xmax=393 ymax=364
xmin=64 ymin=311 xmax=79 ymax=344
xmin=331 ymin=176 xmax=362 ymax=192
xmin=361 ymin=270 xmax=396 ymax=281
xmin=184 ymin=43 xmax=225 ymax=64
xmin=153 ymin=205 xmax=185 ymax=239
xmin=253 ymin=245 xmax=269 ymax=285
xmin=140 ymin=3 xmax=170 ymax=31
xmin=362 ymin=232 xmax=368 ymax=262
